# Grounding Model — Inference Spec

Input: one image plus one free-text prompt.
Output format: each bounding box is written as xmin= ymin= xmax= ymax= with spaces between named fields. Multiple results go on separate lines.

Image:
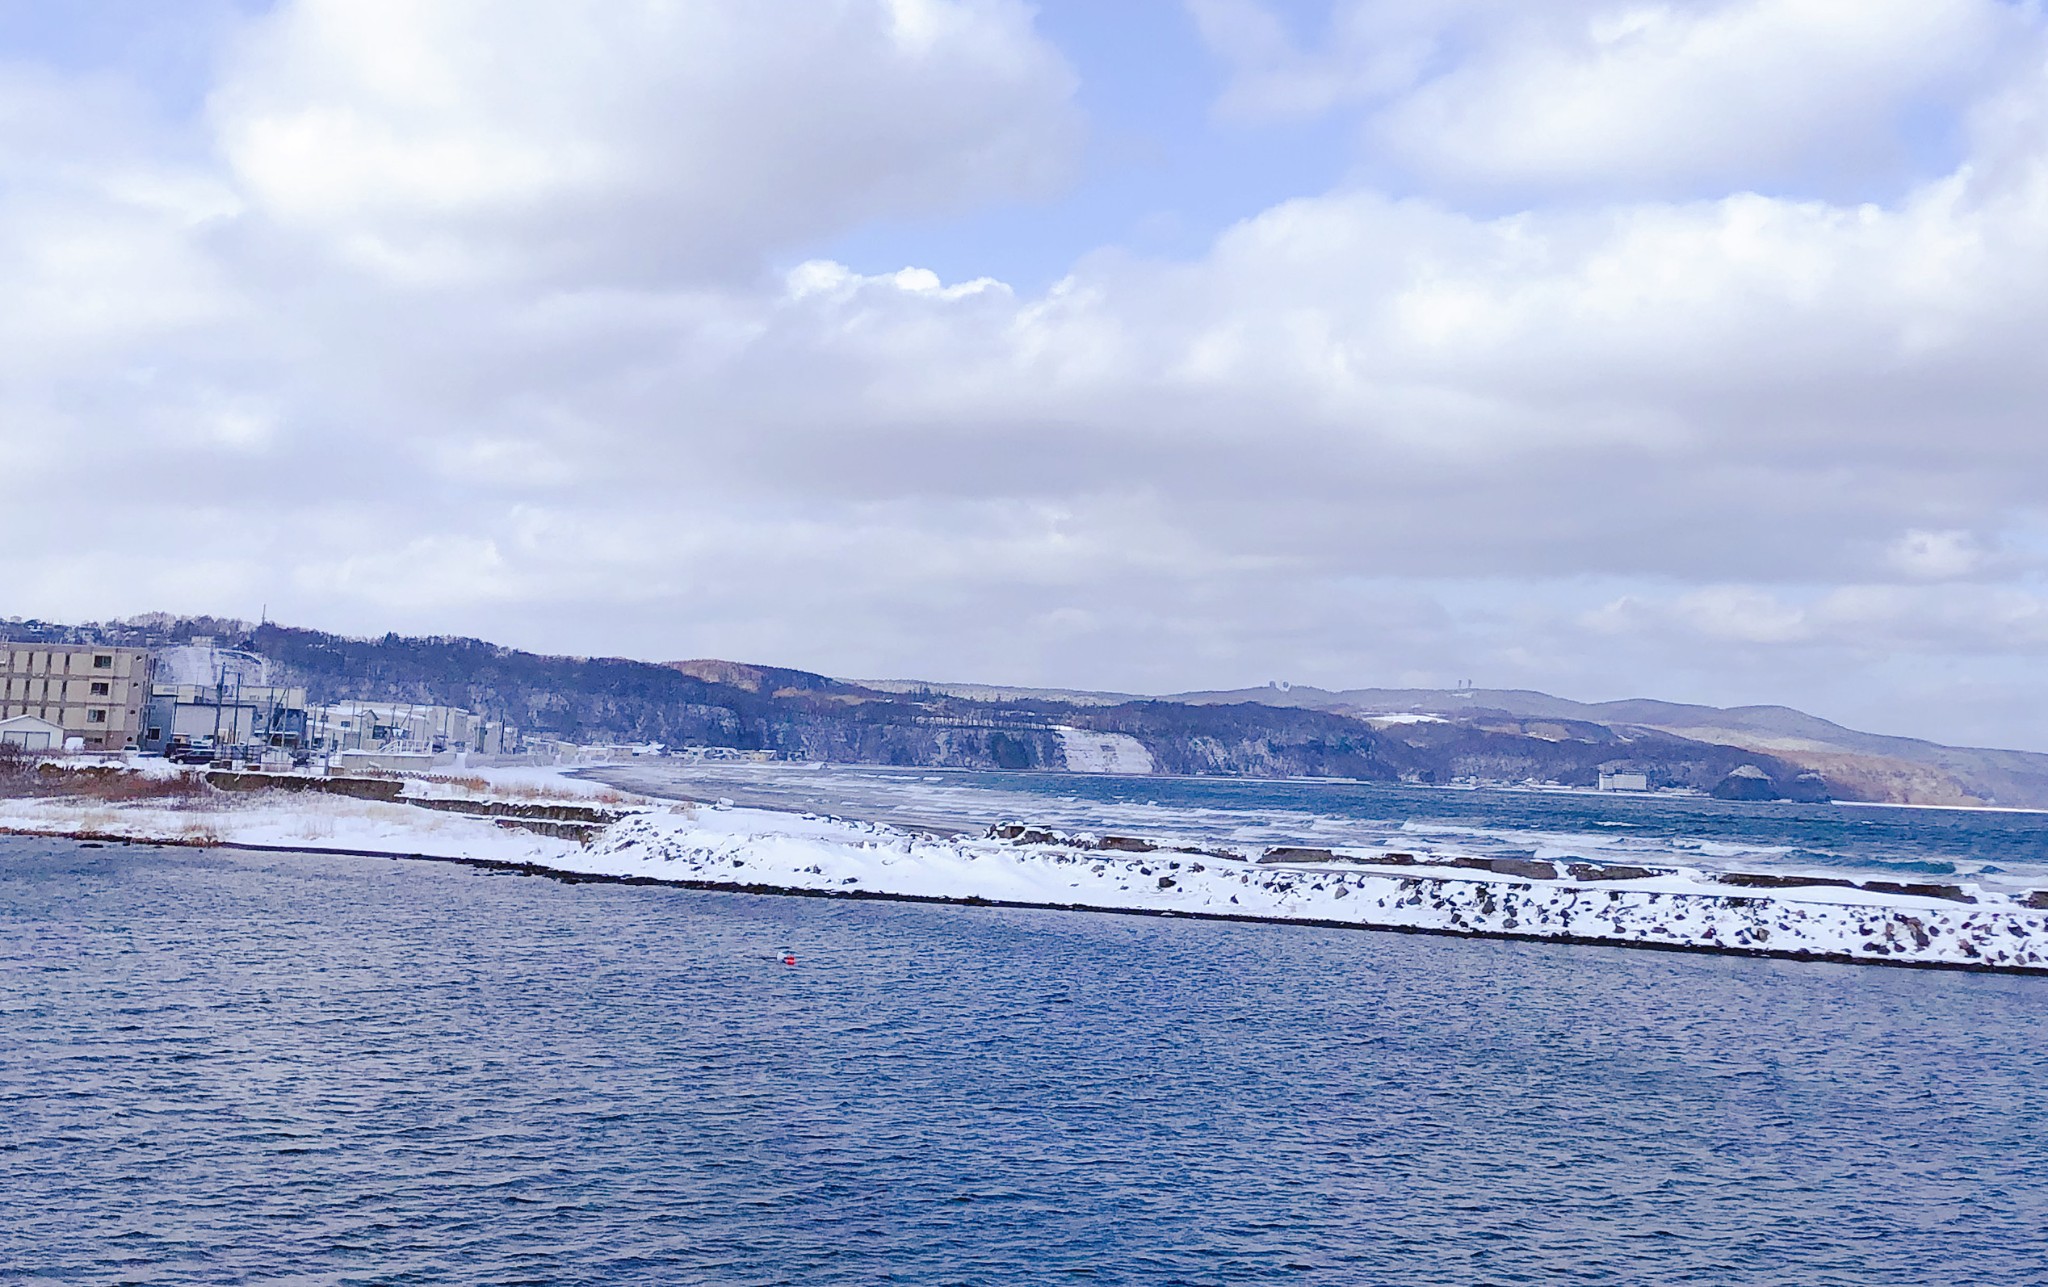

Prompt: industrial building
xmin=310 ymin=700 xmax=514 ymax=757
xmin=4 ymin=633 xmax=513 ymax=764
xmin=138 ymin=642 xmax=309 ymax=756
xmin=0 ymin=643 xmax=154 ymax=750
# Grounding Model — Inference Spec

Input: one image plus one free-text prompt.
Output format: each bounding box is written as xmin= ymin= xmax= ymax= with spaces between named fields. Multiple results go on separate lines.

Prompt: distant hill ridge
xmin=857 ymin=677 xmax=2048 ymax=808
xmin=5 ymin=613 xmax=2041 ymax=805
xmin=1163 ymin=684 xmax=2048 ymax=809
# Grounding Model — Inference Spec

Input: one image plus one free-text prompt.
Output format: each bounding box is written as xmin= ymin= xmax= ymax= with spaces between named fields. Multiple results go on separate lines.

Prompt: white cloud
xmin=210 ymin=0 xmax=1081 ymax=285
xmin=1194 ymin=0 xmax=2040 ymax=196
xmin=1187 ymin=0 xmax=1443 ymax=121
xmin=1378 ymin=0 xmax=2025 ymax=192
xmin=14 ymin=0 xmax=2048 ymax=749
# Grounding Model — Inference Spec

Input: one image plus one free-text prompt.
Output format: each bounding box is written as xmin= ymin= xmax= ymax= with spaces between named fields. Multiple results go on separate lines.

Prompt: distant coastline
xmin=13 ymin=614 xmax=2042 ymax=808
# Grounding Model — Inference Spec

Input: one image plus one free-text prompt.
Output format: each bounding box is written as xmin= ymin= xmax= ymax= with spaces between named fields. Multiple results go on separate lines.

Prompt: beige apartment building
xmin=0 ymin=644 xmax=154 ymax=751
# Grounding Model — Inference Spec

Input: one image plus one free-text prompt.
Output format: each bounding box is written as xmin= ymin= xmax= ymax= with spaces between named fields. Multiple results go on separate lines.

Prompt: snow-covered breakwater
xmin=6 ymin=762 xmax=2047 ymax=973
xmin=549 ymin=807 xmax=2048 ymax=973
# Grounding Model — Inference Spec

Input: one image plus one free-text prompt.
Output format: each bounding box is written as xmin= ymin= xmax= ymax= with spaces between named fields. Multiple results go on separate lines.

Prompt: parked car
xmin=166 ymin=738 xmax=216 ymax=766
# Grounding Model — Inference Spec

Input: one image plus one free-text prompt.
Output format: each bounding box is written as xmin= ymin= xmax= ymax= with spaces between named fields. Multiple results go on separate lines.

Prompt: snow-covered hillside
xmin=1056 ymin=728 xmax=1155 ymax=774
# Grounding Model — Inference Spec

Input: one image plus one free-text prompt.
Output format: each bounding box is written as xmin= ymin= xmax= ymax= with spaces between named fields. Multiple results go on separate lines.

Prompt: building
xmin=1597 ymin=771 xmax=1650 ymax=792
xmin=0 ymin=644 xmax=153 ymax=751
xmin=0 ymin=714 xmax=65 ymax=751
xmin=310 ymin=700 xmax=512 ymax=757
xmin=138 ymin=642 xmax=309 ymax=755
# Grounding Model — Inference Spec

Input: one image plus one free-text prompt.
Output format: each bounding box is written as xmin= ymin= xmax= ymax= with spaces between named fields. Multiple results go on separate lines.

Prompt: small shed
xmin=0 ymin=714 xmax=65 ymax=752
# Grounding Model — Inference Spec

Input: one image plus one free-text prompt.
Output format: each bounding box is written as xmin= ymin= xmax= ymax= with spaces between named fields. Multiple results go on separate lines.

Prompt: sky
xmin=5 ymin=1 xmax=2048 ymax=751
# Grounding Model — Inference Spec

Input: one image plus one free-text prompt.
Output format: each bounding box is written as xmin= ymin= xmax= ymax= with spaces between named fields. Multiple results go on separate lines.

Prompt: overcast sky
xmin=5 ymin=0 xmax=2048 ymax=749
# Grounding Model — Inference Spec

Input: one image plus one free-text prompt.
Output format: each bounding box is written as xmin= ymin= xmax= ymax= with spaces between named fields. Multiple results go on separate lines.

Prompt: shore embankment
xmin=5 ymin=760 xmax=2047 ymax=974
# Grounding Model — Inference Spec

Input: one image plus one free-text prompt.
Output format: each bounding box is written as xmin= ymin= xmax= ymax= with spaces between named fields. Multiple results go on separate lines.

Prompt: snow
xmin=1056 ymin=728 xmax=1155 ymax=774
xmin=0 ymin=791 xmax=586 ymax=865
xmin=4 ymin=762 xmax=2045 ymax=973
xmin=549 ymin=810 xmax=2048 ymax=971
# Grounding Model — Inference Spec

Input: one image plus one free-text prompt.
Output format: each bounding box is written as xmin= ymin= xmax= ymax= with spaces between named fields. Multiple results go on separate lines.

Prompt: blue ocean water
xmin=598 ymin=762 xmax=2048 ymax=892
xmin=5 ymin=836 xmax=2046 ymax=1285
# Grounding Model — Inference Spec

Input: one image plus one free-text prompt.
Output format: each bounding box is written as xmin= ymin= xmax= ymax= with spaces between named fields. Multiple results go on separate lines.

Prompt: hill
xmin=9 ymin=613 xmax=2028 ymax=803
xmin=1159 ymin=684 xmax=2048 ymax=808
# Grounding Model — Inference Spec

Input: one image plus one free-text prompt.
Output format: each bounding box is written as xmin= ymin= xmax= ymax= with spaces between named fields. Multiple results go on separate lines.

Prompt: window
xmin=146 ymin=728 xmax=162 ymax=741
xmin=90 ymin=682 xmax=110 ymax=696
xmin=93 ymin=655 xmax=113 ymax=669
xmin=87 ymin=709 xmax=107 ymax=723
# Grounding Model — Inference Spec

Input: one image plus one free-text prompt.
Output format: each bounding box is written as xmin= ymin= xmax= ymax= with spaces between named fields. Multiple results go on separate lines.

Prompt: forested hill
xmin=4 ymin=614 xmax=1833 ymax=800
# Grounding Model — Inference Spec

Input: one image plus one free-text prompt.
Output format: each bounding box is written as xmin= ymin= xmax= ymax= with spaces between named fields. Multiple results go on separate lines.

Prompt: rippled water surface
xmin=596 ymin=761 xmax=2048 ymax=891
xmin=6 ymin=836 xmax=2047 ymax=1285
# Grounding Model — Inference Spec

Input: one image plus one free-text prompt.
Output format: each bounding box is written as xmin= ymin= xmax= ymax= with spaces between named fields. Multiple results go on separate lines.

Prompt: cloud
xmin=210 ymin=0 xmax=1081 ymax=286
xmin=1378 ymin=0 xmax=2026 ymax=193
xmin=1186 ymin=0 xmax=1442 ymax=121
xmin=1887 ymin=529 xmax=1985 ymax=580
xmin=1589 ymin=580 xmax=2048 ymax=654
xmin=12 ymin=0 xmax=2048 ymax=749
xmin=1194 ymin=0 xmax=2040 ymax=197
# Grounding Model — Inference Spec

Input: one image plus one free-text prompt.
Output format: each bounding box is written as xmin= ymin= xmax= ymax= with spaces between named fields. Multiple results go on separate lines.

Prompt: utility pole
xmin=211 ymin=654 xmax=226 ymax=749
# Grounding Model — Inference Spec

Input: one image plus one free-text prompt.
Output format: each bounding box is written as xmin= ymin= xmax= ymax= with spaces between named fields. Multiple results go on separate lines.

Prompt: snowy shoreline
xmin=4 ymin=763 xmax=2047 ymax=975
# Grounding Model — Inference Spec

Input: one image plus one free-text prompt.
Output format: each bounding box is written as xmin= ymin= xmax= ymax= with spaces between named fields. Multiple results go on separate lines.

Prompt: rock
xmin=1566 ymin=863 xmax=1668 ymax=882
xmin=1446 ymin=856 xmax=1557 ymax=880
xmin=1718 ymin=872 xmax=1857 ymax=891
xmin=1157 ymin=876 xmax=1176 ymax=889
xmin=1096 ymin=835 xmax=1156 ymax=853
xmin=1711 ymin=766 xmax=1781 ymax=802
xmin=1859 ymin=880 xmax=1976 ymax=904
xmin=1260 ymin=847 xmax=1337 ymax=864
xmin=1782 ymin=771 xmax=1832 ymax=804
xmin=989 ymin=824 xmax=1060 ymax=846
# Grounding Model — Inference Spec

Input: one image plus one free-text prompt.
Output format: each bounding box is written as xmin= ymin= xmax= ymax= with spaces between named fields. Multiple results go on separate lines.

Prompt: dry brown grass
xmin=420 ymin=773 xmax=491 ymax=794
xmin=175 ymin=817 xmax=224 ymax=846
xmin=413 ymin=772 xmax=632 ymax=806
xmin=0 ymin=748 xmax=217 ymax=806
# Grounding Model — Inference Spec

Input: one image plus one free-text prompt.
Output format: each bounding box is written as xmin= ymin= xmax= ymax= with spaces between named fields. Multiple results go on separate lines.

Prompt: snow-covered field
xmin=0 ymin=789 xmax=587 ymax=866
xmin=5 ymin=763 xmax=2046 ymax=973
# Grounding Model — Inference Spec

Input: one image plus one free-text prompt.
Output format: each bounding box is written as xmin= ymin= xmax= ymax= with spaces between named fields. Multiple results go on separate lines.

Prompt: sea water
xmin=4 ymin=836 xmax=2045 ymax=1285
xmin=596 ymin=761 xmax=2048 ymax=893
